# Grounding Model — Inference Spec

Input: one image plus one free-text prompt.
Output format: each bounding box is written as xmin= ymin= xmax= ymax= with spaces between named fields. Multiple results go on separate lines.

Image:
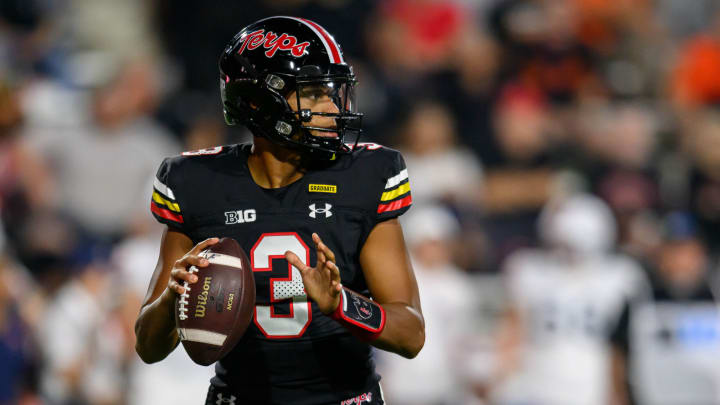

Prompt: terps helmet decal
xmin=238 ymin=29 xmax=311 ymax=58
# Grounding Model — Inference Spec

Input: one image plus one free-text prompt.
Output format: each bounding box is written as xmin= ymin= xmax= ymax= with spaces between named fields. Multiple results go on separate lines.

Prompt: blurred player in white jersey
xmin=611 ymin=212 xmax=720 ymax=405
xmin=492 ymin=193 xmax=648 ymax=405
xmin=377 ymin=205 xmax=479 ymax=405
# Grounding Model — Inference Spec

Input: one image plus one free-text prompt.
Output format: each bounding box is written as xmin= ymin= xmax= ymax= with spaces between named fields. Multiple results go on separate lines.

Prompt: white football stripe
xmin=153 ymin=177 xmax=176 ymax=200
xmin=201 ymin=252 xmax=245 ymax=269
xmin=385 ymin=169 xmax=409 ymax=189
xmin=178 ymin=328 xmax=227 ymax=346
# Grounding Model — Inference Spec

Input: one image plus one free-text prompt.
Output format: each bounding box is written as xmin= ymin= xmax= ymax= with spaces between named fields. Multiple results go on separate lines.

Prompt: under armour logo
xmin=309 ymin=203 xmax=332 ymax=218
xmin=216 ymin=393 xmax=236 ymax=405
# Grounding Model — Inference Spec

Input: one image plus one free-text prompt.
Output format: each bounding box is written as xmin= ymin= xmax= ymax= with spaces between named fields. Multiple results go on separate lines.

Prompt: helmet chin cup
xmin=218 ymin=16 xmax=363 ymax=159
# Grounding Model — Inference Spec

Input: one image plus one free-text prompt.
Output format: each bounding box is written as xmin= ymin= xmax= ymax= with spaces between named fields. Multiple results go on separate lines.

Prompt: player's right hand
xmin=167 ymin=237 xmax=219 ymax=295
xmin=285 ymin=233 xmax=342 ymax=314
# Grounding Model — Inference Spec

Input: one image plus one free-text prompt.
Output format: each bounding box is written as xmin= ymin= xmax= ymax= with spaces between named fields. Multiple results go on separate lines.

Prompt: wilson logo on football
xmin=238 ymin=29 xmax=310 ymax=58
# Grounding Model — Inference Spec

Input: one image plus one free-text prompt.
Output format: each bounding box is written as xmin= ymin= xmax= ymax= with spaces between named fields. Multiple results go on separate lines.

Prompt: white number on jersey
xmin=251 ymin=233 xmax=311 ymax=338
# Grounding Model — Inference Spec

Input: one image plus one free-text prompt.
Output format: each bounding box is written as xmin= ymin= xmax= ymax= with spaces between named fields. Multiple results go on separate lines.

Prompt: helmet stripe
xmin=298 ymin=18 xmax=343 ymax=63
xmin=283 ymin=17 xmax=343 ymax=64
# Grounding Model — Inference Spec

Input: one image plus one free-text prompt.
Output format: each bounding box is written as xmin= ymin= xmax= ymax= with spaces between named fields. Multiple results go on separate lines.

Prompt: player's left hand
xmin=285 ymin=233 xmax=342 ymax=314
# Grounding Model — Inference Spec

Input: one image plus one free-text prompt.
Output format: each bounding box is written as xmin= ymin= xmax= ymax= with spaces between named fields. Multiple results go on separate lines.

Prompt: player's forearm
xmin=134 ymin=288 xmax=180 ymax=363
xmin=610 ymin=347 xmax=630 ymax=405
xmin=370 ymin=302 xmax=425 ymax=359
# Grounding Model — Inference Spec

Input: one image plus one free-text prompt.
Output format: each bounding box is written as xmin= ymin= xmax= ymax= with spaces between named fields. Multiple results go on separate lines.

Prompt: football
xmin=175 ymin=237 xmax=255 ymax=366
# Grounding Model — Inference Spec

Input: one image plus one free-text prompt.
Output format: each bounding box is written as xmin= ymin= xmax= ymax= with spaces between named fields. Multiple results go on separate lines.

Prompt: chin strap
xmin=329 ymin=288 xmax=386 ymax=342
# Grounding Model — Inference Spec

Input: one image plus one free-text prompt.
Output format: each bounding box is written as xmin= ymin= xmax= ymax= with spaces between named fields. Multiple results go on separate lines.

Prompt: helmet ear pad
xmin=223 ymin=78 xmax=300 ymax=140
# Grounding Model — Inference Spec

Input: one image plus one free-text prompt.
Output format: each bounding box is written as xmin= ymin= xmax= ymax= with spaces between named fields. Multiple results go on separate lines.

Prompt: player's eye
xmin=299 ymin=83 xmax=335 ymax=101
xmin=304 ymin=90 xmax=324 ymax=100
xmin=299 ymin=89 xmax=323 ymax=101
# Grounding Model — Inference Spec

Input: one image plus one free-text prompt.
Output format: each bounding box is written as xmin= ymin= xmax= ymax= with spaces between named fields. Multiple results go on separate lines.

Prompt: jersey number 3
xmin=251 ymin=233 xmax=312 ymax=338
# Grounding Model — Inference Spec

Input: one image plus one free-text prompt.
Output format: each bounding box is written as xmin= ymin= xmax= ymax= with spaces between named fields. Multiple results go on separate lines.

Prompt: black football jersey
xmin=150 ymin=143 xmax=412 ymax=404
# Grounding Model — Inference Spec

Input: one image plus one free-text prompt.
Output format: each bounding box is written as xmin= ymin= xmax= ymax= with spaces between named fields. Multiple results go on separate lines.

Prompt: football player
xmin=134 ymin=16 xmax=425 ymax=405
xmin=495 ymin=194 xmax=646 ymax=405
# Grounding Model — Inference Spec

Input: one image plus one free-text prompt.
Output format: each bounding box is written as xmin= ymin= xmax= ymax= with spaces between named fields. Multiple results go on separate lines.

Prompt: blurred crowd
xmin=2 ymin=0 xmax=720 ymax=404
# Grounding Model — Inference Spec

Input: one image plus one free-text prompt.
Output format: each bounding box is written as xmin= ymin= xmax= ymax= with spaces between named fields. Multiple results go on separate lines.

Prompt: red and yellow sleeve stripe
xmin=150 ymin=178 xmax=184 ymax=224
xmin=377 ymin=169 xmax=412 ymax=214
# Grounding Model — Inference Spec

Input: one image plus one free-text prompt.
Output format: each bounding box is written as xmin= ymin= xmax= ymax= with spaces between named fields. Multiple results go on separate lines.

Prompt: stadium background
xmin=2 ymin=0 xmax=720 ymax=404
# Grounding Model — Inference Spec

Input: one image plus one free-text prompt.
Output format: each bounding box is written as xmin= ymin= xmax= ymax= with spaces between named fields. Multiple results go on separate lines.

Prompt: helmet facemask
xmin=285 ymin=73 xmax=361 ymax=157
xmin=221 ymin=68 xmax=362 ymax=159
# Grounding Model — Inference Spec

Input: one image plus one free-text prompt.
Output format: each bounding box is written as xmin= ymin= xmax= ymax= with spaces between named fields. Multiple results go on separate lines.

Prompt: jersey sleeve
xmin=375 ymin=150 xmax=412 ymax=222
xmin=150 ymin=157 xmax=187 ymax=232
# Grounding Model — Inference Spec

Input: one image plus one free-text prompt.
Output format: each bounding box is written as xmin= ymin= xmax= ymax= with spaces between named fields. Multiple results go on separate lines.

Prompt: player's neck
xmin=248 ymin=138 xmax=305 ymax=189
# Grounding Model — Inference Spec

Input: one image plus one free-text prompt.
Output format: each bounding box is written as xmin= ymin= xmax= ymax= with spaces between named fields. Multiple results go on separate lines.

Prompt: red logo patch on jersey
xmin=238 ymin=29 xmax=310 ymax=58
xmin=341 ymin=392 xmax=372 ymax=405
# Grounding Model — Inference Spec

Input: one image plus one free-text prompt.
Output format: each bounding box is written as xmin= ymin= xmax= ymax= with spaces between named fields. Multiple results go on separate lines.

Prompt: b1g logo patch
xmin=238 ymin=29 xmax=310 ymax=58
xmin=225 ymin=209 xmax=257 ymax=224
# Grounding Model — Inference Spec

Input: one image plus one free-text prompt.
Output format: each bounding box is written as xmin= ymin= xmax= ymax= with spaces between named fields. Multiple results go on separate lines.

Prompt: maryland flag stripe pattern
xmin=150 ymin=177 xmax=184 ymax=223
xmin=377 ymin=169 xmax=412 ymax=213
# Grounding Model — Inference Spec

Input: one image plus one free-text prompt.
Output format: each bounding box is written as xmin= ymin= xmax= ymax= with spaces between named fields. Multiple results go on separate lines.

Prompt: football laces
xmin=177 ymin=266 xmax=200 ymax=321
